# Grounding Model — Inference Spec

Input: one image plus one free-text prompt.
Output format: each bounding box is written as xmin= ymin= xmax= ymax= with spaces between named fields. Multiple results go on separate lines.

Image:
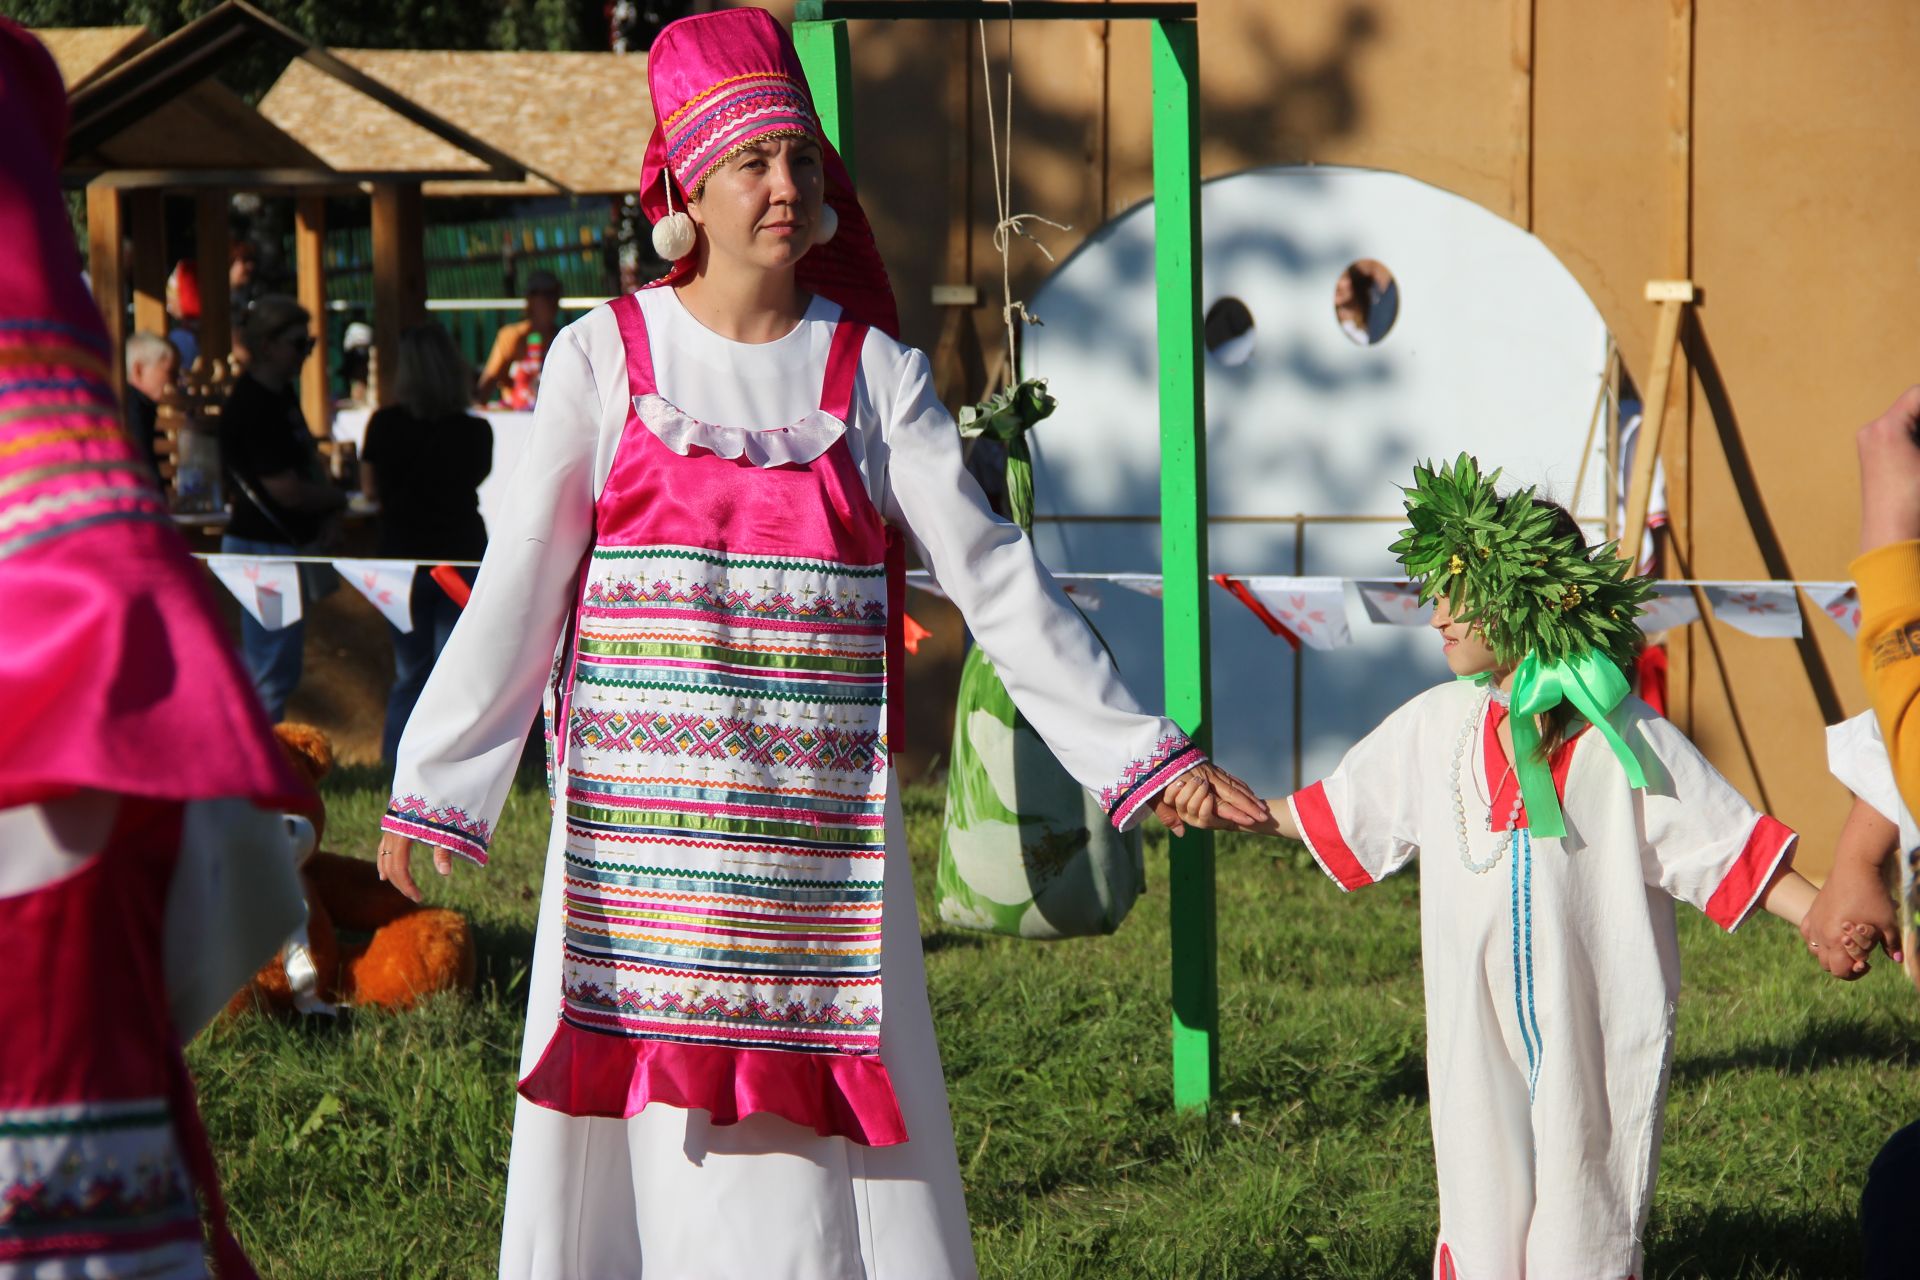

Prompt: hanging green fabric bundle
xmin=936 ymin=378 xmax=1146 ymax=939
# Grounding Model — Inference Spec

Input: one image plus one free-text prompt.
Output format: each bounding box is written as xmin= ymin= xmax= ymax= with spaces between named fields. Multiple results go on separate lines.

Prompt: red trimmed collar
xmin=1483 ymin=701 xmax=1583 ymax=832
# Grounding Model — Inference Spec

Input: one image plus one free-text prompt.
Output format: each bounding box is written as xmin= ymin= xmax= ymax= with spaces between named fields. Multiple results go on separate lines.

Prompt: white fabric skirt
xmin=498 ymin=779 xmax=978 ymax=1280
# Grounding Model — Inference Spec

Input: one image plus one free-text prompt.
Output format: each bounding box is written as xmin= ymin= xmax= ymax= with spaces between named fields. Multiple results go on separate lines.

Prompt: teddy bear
xmin=226 ymin=723 xmax=476 ymax=1016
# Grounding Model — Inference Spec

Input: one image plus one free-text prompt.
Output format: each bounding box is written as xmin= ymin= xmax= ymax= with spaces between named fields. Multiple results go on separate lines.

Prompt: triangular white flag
xmin=1635 ymin=583 xmax=1701 ymax=634
xmin=206 ymin=556 xmax=303 ymax=630
xmin=1802 ymin=582 xmax=1861 ymax=638
xmin=1354 ymin=579 xmax=1429 ymax=626
xmin=335 ymin=559 xmax=417 ymax=633
xmin=1703 ymin=583 xmax=1803 ymax=638
xmin=1230 ymin=576 xmax=1353 ymax=650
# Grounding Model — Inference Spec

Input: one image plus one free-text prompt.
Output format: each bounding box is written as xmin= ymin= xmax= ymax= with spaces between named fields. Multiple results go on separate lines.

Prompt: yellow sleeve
xmin=1853 ymin=539 xmax=1920 ymax=823
xmin=479 ymin=321 xmax=526 ymax=386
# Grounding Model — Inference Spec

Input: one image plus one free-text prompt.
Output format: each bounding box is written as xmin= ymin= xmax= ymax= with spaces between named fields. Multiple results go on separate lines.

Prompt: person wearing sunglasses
xmin=219 ymin=294 xmax=346 ymax=720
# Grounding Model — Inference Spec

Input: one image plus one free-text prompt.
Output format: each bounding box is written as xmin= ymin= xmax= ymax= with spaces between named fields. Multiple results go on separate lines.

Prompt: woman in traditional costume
xmin=1188 ymin=457 xmax=1817 ymax=1280
xmin=375 ymin=10 xmax=1259 ymax=1277
xmin=0 ymin=21 xmax=312 ymax=1278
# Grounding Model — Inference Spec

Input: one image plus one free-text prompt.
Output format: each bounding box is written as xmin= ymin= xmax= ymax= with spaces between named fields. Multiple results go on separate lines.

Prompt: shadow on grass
xmin=922 ymin=928 xmax=989 ymax=955
xmin=1670 ymin=1014 xmax=1919 ymax=1083
xmin=1648 ymin=1201 xmax=1859 ymax=1278
xmin=470 ymin=919 xmax=536 ymax=1005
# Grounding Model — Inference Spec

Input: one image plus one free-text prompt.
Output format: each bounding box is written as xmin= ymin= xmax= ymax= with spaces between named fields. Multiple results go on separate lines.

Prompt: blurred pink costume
xmin=0 ymin=19 xmax=309 ymax=1280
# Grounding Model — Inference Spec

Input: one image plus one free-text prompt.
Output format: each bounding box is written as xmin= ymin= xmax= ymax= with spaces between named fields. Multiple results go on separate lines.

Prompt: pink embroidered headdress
xmin=0 ymin=19 xmax=309 ymax=813
xmin=639 ymin=7 xmax=900 ymax=337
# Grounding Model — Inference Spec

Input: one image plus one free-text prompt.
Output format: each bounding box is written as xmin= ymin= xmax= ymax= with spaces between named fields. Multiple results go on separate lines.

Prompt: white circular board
xmin=1021 ymin=165 xmax=1614 ymax=795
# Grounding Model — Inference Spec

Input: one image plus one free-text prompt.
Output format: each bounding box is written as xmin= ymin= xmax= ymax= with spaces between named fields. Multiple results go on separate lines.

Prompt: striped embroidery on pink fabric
xmin=1101 ymin=733 xmax=1206 ymax=830
xmin=558 ymin=543 xmax=890 ymax=1056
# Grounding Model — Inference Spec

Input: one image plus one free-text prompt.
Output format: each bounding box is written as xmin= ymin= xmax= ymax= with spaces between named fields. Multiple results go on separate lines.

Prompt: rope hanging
xmin=977 ymin=9 xmax=1069 ymax=384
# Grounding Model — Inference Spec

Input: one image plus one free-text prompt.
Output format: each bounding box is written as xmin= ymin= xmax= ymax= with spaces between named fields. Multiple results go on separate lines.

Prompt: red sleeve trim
xmin=1704 ymin=814 xmax=1796 ymax=932
xmin=1288 ymin=781 xmax=1373 ymax=891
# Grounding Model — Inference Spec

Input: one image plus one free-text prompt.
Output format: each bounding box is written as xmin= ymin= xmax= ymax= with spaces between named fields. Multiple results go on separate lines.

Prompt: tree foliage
xmin=5 ymin=0 xmax=602 ymax=52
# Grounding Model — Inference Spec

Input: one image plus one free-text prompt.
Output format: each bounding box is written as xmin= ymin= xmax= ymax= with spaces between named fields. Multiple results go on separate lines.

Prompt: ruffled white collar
xmin=633 ymin=393 xmax=846 ymax=467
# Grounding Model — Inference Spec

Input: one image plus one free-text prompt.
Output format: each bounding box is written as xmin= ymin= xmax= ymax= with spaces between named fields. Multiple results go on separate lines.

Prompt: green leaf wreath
xmin=1389 ymin=453 xmax=1653 ymax=669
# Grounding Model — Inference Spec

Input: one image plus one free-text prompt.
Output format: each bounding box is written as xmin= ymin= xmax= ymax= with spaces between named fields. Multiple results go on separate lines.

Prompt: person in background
xmin=220 ymin=295 xmax=345 ymax=721
xmin=229 ymin=238 xmax=261 ymax=315
xmin=1846 ymin=382 xmax=1920 ymax=1280
xmin=123 ymin=329 xmax=177 ymax=481
xmin=165 ymin=258 xmax=200 ymax=371
xmin=338 ymin=319 xmax=373 ymax=406
xmin=359 ymin=322 xmax=491 ymax=763
xmin=477 ymin=268 xmax=562 ymax=404
xmin=1332 ymin=257 xmax=1398 ymax=346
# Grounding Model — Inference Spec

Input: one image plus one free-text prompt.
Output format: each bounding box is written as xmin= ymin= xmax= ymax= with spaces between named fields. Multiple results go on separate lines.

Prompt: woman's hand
xmin=376 ymin=831 xmax=452 ymax=903
xmin=1149 ymin=763 xmax=1270 ymax=836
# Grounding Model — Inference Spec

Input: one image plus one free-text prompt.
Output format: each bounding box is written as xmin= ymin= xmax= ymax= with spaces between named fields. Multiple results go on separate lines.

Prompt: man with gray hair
xmin=123 ymin=328 xmax=177 ymax=480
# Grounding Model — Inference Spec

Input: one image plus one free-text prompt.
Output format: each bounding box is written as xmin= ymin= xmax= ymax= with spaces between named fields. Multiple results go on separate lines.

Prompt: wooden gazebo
xmin=47 ymin=1 xmax=527 ymax=434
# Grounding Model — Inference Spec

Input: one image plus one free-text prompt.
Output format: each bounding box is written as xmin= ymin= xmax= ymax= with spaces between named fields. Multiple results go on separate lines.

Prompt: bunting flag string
xmin=188 ymin=556 xmax=1868 ymax=652
xmin=902 ymin=569 xmax=1870 ymax=652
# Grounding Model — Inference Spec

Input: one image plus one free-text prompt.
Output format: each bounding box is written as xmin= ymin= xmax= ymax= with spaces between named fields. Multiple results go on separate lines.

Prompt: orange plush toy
xmin=228 ymin=724 xmax=476 ymax=1016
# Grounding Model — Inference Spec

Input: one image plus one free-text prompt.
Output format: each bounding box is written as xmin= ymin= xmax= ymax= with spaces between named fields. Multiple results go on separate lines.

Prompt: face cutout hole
xmin=1332 ymin=258 xmax=1399 ymax=346
xmin=1204 ymin=296 xmax=1256 ymax=366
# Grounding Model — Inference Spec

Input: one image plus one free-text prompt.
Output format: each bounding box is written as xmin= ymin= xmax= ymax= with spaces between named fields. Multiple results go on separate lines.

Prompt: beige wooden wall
xmin=766 ymin=0 xmax=1920 ymax=872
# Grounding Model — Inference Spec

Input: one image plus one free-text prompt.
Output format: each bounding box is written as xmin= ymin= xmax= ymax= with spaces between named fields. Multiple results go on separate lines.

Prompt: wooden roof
xmin=66 ymin=79 xmax=331 ymax=179
xmin=260 ymin=50 xmax=653 ymax=196
xmin=34 ymin=25 xmax=150 ymax=91
xmin=55 ymin=2 xmax=525 ymax=189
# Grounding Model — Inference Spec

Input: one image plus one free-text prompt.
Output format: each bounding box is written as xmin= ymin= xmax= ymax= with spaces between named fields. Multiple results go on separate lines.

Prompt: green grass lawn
xmin=193 ymin=771 xmax=1920 ymax=1278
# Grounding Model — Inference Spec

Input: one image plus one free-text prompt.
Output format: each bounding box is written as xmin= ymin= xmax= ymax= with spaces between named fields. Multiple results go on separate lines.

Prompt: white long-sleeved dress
xmin=384 ymin=288 xmax=1202 ymax=1279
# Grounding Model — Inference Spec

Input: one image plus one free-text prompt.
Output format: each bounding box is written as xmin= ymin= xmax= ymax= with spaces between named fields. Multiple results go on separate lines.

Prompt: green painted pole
xmin=1151 ymin=18 xmax=1216 ymax=1114
xmin=793 ymin=19 xmax=855 ymax=181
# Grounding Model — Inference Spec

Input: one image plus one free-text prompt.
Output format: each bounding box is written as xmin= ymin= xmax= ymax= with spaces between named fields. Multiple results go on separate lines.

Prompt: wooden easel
xmin=1617 ymin=279 xmax=1844 ymax=810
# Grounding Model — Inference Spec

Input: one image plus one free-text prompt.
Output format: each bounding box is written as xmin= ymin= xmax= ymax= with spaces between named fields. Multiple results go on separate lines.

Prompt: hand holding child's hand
xmin=1800 ymin=859 xmax=1903 ymax=979
xmin=1150 ymin=763 xmax=1270 ymax=836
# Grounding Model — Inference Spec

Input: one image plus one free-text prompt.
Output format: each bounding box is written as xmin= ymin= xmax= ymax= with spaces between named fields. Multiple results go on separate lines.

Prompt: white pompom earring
xmin=651 ymin=171 xmax=697 ymax=261
xmin=814 ymin=202 xmax=839 ymax=245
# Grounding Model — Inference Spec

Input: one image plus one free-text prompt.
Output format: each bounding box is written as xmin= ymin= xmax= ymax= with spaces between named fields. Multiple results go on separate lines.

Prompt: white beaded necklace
xmin=1451 ymin=688 xmax=1525 ymax=874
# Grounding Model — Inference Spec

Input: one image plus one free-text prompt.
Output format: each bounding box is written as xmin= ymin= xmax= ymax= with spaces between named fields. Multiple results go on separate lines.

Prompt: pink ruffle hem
xmin=517 ymin=1022 xmax=908 ymax=1147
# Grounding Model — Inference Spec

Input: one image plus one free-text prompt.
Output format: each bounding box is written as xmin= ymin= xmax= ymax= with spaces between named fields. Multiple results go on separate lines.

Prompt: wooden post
xmin=295 ymin=194 xmax=331 ymax=437
xmin=129 ymin=189 xmax=167 ymax=340
xmin=1507 ymin=0 xmax=1534 ymax=229
xmin=794 ymin=20 xmax=855 ymax=180
xmin=86 ymin=184 xmax=126 ymax=402
xmin=195 ymin=189 xmax=231 ymax=372
xmin=1661 ymin=0 xmax=1695 ymax=724
xmin=371 ymin=182 xmax=426 ymax=408
xmin=1152 ymin=17 xmax=1216 ymax=1114
xmin=1621 ymin=280 xmax=1691 ymax=562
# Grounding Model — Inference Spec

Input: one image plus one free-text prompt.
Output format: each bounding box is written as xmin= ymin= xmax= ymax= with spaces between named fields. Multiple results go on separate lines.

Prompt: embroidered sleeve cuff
xmin=381 ymin=795 xmax=493 ymax=867
xmin=1704 ymin=814 xmax=1796 ymax=932
xmin=1288 ymin=782 xmax=1374 ymax=891
xmin=1101 ymin=733 xmax=1206 ymax=832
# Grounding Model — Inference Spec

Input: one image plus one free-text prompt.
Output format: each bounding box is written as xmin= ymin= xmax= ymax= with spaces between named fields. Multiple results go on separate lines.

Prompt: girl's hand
xmin=1151 ymin=764 xmax=1270 ymax=835
xmin=1801 ymin=858 xmax=1903 ymax=979
xmin=376 ymin=831 xmax=452 ymax=903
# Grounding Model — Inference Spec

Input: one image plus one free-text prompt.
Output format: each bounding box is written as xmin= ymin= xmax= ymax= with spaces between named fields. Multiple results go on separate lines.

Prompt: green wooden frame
xmin=794 ymin=0 xmax=1217 ymax=1114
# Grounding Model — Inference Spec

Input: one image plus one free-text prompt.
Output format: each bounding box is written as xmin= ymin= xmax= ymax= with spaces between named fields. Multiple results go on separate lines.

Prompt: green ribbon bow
xmin=1480 ymin=650 xmax=1647 ymax=839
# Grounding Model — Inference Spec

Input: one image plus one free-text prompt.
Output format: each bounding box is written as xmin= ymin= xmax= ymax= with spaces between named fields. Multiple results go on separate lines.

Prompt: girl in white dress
xmin=1176 ymin=456 xmax=1818 ymax=1280
xmin=373 ymin=10 xmax=1261 ymax=1278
